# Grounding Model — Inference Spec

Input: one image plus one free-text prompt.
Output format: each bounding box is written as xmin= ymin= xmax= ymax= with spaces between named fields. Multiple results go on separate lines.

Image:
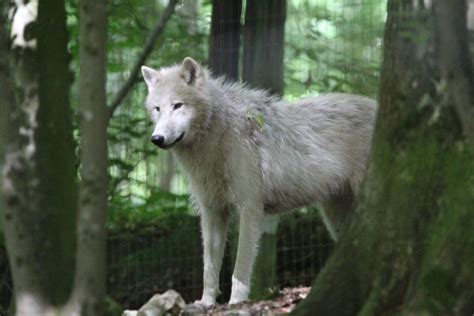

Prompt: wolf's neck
xmin=172 ymin=125 xmax=228 ymax=180
xmin=207 ymin=76 xmax=278 ymax=111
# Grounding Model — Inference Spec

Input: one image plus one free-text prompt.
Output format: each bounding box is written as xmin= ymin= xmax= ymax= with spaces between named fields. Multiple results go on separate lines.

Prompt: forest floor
xmin=183 ymin=286 xmax=310 ymax=315
xmin=122 ymin=286 xmax=310 ymax=315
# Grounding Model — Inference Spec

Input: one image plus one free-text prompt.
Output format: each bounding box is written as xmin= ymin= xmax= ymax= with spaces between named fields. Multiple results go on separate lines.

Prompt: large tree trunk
xmin=242 ymin=0 xmax=287 ymax=300
xmin=1 ymin=0 xmax=78 ymax=313
xmin=292 ymin=1 xmax=474 ymax=315
xmin=65 ymin=0 xmax=108 ymax=314
xmin=242 ymin=0 xmax=286 ymax=96
xmin=209 ymin=0 xmax=242 ymax=80
xmin=436 ymin=0 xmax=474 ymax=149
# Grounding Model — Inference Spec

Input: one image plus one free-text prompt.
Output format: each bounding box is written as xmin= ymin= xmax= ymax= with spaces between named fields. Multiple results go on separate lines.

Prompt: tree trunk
xmin=2 ymin=0 xmax=78 ymax=313
xmin=292 ymin=1 xmax=474 ymax=315
xmin=66 ymin=0 xmax=108 ymax=314
xmin=435 ymin=0 xmax=474 ymax=149
xmin=209 ymin=0 xmax=242 ymax=80
xmin=0 ymin=0 xmax=13 ymax=243
xmin=251 ymin=215 xmax=279 ymax=300
xmin=242 ymin=0 xmax=287 ymax=299
xmin=242 ymin=0 xmax=286 ymax=96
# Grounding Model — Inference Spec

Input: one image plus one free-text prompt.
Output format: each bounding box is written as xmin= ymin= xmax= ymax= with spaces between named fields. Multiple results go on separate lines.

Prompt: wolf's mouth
xmin=160 ymin=132 xmax=185 ymax=149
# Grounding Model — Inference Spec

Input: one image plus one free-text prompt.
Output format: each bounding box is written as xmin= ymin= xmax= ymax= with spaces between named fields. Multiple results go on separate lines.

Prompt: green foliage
xmin=108 ymin=189 xmax=191 ymax=231
xmin=245 ymin=109 xmax=266 ymax=131
xmin=284 ymin=0 xmax=386 ymax=98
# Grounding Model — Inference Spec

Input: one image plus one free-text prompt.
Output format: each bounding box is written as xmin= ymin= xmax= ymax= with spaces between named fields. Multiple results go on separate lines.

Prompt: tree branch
xmin=107 ymin=0 xmax=179 ymax=121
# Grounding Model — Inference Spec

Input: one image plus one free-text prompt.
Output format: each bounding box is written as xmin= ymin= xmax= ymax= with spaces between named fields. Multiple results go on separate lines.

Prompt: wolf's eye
xmin=155 ymin=106 xmax=160 ymax=112
xmin=173 ymin=103 xmax=183 ymax=110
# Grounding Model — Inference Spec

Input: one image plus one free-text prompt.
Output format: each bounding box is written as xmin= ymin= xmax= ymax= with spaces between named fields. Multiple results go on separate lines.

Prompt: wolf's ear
xmin=180 ymin=57 xmax=201 ymax=85
xmin=141 ymin=66 xmax=160 ymax=90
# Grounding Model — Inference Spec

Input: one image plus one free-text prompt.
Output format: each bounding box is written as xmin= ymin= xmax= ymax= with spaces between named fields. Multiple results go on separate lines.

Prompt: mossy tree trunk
xmin=1 ymin=0 xmax=78 ymax=313
xmin=292 ymin=0 xmax=474 ymax=315
xmin=242 ymin=0 xmax=287 ymax=300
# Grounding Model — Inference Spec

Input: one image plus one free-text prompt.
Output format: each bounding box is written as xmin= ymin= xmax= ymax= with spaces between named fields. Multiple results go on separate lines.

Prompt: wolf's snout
xmin=151 ymin=135 xmax=165 ymax=147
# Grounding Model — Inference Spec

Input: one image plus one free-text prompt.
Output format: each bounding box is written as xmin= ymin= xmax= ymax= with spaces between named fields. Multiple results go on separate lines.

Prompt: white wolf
xmin=141 ymin=57 xmax=376 ymax=305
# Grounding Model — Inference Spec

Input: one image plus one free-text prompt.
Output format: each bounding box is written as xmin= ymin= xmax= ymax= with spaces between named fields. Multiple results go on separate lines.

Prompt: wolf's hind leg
xmin=229 ymin=203 xmax=264 ymax=304
xmin=320 ymin=184 xmax=355 ymax=242
xmin=196 ymin=209 xmax=229 ymax=306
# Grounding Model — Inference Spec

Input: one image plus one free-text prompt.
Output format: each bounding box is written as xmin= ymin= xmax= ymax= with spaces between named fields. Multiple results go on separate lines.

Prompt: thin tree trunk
xmin=209 ymin=0 xmax=242 ymax=80
xmin=66 ymin=0 xmax=108 ymax=314
xmin=180 ymin=0 xmax=199 ymax=35
xmin=242 ymin=0 xmax=287 ymax=299
xmin=0 ymin=0 xmax=13 ymax=240
xmin=292 ymin=1 xmax=474 ymax=315
xmin=2 ymin=0 xmax=78 ymax=314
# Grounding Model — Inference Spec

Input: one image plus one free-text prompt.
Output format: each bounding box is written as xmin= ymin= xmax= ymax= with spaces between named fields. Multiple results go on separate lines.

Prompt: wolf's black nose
xmin=151 ymin=135 xmax=164 ymax=146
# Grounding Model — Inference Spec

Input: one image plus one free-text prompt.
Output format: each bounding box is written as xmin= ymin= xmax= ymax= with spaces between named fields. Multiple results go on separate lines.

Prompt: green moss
xmin=420 ymin=265 xmax=455 ymax=311
xmin=402 ymin=144 xmax=474 ymax=314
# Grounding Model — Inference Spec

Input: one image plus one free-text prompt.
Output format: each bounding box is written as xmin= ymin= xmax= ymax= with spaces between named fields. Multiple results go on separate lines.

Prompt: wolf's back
xmin=259 ymin=93 xmax=377 ymax=212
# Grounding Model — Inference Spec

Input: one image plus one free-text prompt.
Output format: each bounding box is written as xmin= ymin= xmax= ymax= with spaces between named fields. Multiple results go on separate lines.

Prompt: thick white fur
xmin=142 ymin=57 xmax=376 ymax=305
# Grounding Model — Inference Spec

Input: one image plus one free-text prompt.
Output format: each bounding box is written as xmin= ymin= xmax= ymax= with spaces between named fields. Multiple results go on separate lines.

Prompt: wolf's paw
xmin=193 ymin=298 xmax=215 ymax=307
xmin=228 ymin=297 xmax=247 ymax=305
xmin=229 ymin=276 xmax=250 ymax=305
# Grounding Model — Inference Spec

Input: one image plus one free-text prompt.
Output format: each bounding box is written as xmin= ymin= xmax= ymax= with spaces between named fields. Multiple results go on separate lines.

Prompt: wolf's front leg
xmin=229 ymin=204 xmax=264 ymax=304
xmin=196 ymin=210 xmax=229 ymax=306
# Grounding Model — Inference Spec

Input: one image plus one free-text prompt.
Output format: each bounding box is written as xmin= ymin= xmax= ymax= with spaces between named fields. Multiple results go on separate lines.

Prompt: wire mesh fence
xmin=107 ymin=212 xmax=334 ymax=308
xmin=106 ymin=0 xmax=386 ymax=309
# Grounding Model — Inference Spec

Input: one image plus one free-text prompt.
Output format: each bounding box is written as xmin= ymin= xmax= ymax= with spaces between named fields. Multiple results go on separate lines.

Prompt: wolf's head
xmin=141 ymin=57 xmax=209 ymax=150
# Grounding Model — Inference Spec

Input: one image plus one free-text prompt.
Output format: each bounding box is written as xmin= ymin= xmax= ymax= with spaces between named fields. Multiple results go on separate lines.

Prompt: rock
xmin=128 ymin=290 xmax=186 ymax=316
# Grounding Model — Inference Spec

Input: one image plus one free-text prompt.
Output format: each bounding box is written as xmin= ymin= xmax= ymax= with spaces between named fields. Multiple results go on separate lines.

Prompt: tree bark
xmin=292 ymin=1 xmax=474 ymax=315
xmin=66 ymin=0 xmax=108 ymax=314
xmin=435 ymin=0 xmax=474 ymax=150
xmin=2 ymin=0 xmax=78 ymax=313
xmin=209 ymin=0 xmax=242 ymax=80
xmin=242 ymin=0 xmax=286 ymax=96
xmin=0 ymin=0 xmax=13 ymax=242
xmin=242 ymin=0 xmax=287 ymax=300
